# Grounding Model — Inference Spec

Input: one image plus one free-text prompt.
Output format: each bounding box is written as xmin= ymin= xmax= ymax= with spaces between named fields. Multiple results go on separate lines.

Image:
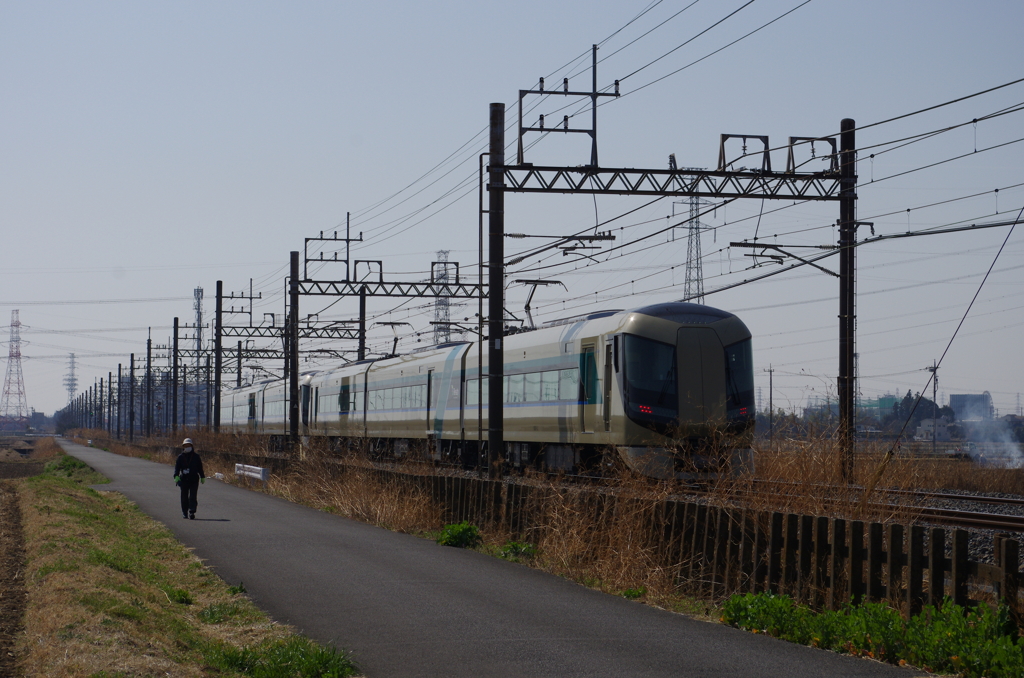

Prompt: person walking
xmin=174 ymin=438 xmax=205 ymax=519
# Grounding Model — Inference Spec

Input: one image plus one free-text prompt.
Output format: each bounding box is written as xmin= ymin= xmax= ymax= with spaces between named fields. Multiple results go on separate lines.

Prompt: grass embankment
xmin=16 ymin=437 xmax=358 ymax=677
xmin=723 ymin=593 xmax=1024 ymax=677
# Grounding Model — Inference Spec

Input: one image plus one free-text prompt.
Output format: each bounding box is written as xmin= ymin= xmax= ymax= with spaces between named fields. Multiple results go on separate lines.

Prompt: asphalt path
xmin=61 ymin=441 xmax=922 ymax=678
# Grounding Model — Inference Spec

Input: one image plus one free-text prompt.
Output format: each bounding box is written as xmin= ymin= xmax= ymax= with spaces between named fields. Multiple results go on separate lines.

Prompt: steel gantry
xmin=487 ymin=44 xmax=856 ymax=478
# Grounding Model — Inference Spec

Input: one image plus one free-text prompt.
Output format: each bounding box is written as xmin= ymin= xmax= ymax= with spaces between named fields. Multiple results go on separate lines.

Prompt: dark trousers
xmin=179 ymin=482 xmax=199 ymax=515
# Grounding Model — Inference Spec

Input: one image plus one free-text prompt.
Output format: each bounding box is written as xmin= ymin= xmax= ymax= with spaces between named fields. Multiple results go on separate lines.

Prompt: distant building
xmin=914 ymin=417 xmax=952 ymax=442
xmin=949 ymin=392 xmax=994 ymax=421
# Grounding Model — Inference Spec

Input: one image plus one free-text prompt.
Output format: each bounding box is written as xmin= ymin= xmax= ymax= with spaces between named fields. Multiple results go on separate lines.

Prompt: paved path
xmin=61 ymin=441 xmax=921 ymax=678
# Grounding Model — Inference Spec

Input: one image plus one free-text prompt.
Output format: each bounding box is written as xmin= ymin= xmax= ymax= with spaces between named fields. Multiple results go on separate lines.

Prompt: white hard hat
xmin=182 ymin=438 xmax=194 ymax=447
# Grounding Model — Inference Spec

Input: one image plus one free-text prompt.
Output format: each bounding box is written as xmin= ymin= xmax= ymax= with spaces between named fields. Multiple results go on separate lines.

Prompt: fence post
xmin=799 ymin=515 xmax=813 ymax=602
xmin=829 ymin=518 xmax=847 ymax=610
xmin=868 ymin=522 xmax=885 ymax=601
xmin=928 ymin=527 xmax=946 ymax=607
xmin=908 ymin=525 xmax=925 ymax=616
xmin=740 ymin=510 xmax=756 ymax=593
xmin=727 ymin=509 xmax=742 ymax=595
xmin=754 ymin=511 xmax=768 ymax=594
xmin=849 ymin=521 xmax=865 ymax=605
xmin=951 ymin=529 xmax=969 ymax=607
xmin=887 ymin=524 xmax=905 ymax=611
xmin=713 ymin=508 xmax=729 ymax=598
xmin=784 ymin=513 xmax=799 ymax=596
xmin=814 ymin=516 xmax=829 ymax=609
xmin=704 ymin=507 xmax=721 ymax=597
xmin=768 ymin=512 xmax=784 ymax=595
xmin=688 ymin=504 xmax=707 ymax=585
xmin=1001 ymin=538 xmax=1019 ymax=620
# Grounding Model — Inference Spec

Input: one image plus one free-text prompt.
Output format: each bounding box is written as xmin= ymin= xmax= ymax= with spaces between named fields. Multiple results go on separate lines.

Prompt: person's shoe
xmin=182 ymin=513 xmax=188 ymax=519
xmin=189 ymin=512 xmax=195 ymax=520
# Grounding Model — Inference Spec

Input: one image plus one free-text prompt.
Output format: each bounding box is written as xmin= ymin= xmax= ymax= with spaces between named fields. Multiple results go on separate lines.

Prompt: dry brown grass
xmin=15 ymin=454 xmax=295 ymax=677
xmin=270 ymin=446 xmax=443 ymax=534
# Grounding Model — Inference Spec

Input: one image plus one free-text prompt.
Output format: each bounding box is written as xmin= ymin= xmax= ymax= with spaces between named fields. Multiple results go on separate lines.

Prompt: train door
xmin=676 ymin=327 xmax=726 ymax=426
xmin=426 ymin=368 xmax=436 ymax=457
xmin=312 ymin=386 xmax=319 ymax=430
xmin=603 ymin=340 xmax=613 ymax=432
xmin=247 ymin=393 xmax=256 ymax=433
xmin=579 ymin=342 xmax=598 ymax=432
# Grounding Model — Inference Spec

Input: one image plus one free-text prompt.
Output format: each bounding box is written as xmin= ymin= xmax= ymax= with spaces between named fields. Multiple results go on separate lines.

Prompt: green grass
xmin=203 ymin=636 xmax=359 ymax=677
xmin=722 ymin=592 xmax=1024 ymax=677
xmin=22 ymin=451 xmax=361 ymax=676
xmin=434 ymin=521 xmax=482 ymax=548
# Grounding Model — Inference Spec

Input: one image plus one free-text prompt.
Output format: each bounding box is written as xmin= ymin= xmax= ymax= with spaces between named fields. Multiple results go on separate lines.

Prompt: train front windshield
xmin=725 ymin=338 xmax=754 ymax=423
xmin=623 ymin=334 xmax=678 ymax=422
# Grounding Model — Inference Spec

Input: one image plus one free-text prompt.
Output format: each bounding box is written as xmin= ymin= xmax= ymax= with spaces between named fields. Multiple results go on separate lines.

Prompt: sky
xmin=1 ymin=0 xmax=1023 ymax=419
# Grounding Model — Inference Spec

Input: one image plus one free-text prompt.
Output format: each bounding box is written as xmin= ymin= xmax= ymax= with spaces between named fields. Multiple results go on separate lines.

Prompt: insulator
xmin=563 ymin=78 xmax=568 ymax=92
xmin=563 ymin=116 xmax=569 ymax=130
xmin=539 ymin=114 xmax=544 ymax=129
xmin=614 ymin=80 xmax=619 ymax=95
xmin=539 ymin=77 xmax=544 ymax=92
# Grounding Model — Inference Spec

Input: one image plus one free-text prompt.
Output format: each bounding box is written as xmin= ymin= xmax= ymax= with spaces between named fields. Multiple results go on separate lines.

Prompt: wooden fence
xmin=360 ymin=466 xmax=1021 ymax=613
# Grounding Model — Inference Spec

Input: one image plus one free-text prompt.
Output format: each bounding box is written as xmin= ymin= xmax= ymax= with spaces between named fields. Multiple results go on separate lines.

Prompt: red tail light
xmin=638 ymin=405 xmax=653 ymax=414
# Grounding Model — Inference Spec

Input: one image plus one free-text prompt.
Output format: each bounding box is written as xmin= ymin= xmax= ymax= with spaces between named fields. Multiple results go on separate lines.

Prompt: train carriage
xmin=220 ymin=301 xmax=755 ymax=478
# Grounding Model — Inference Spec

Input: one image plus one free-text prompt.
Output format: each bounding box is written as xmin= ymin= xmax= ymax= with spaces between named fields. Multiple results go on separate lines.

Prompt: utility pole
xmin=98 ymin=378 xmax=104 ymax=432
xmin=358 ymin=286 xmax=366 ymax=361
xmin=129 ymin=354 xmax=135 ymax=443
xmin=172 ymin=317 xmax=179 ymax=433
xmin=237 ymin=341 xmax=243 ymax=388
xmin=107 ymin=372 xmax=112 ymax=435
xmin=927 ymin=360 xmax=939 ymax=457
xmin=487 ymin=102 xmax=505 ymax=478
xmin=205 ymin=355 xmax=211 ymax=427
xmin=146 ymin=331 xmax=152 ymax=438
xmin=288 ymin=251 xmax=300 ymax=446
xmin=116 ymin=364 xmax=122 ymax=439
xmin=766 ymin=365 xmax=774 ymax=451
xmin=838 ymin=118 xmax=857 ymax=481
xmin=214 ymin=280 xmax=223 ymax=432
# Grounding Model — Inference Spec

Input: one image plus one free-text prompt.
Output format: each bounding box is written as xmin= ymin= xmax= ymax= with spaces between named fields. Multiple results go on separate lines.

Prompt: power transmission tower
xmin=64 ymin=353 xmax=78 ymax=404
xmin=433 ymin=250 xmax=451 ymax=345
xmin=0 ymin=310 xmax=29 ymax=430
xmin=193 ymin=287 xmax=204 ymax=373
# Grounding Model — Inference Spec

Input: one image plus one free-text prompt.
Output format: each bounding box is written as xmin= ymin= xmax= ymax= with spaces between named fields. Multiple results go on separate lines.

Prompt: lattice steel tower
xmin=0 ymin=310 xmax=29 ymax=430
xmin=193 ymin=287 xmax=204 ymax=371
xmin=63 ymin=353 xmax=78 ymax=404
xmin=684 ymin=194 xmax=706 ymax=304
xmin=433 ymin=250 xmax=451 ymax=345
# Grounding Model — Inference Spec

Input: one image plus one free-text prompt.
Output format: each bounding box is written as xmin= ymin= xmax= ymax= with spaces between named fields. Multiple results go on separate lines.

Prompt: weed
xmin=621 ymin=587 xmax=647 ymax=600
xmin=199 ymin=602 xmax=244 ymax=624
xmin=498 ymin=540 xmax=537 ymax=561
xmin=162 ymin=586 xmax=194 ymax=605
xmin=436 ymin=521 xmax=482 ymax=548
xmin=722 ymin=593 xmax=1024 ymax=677
xmin=203 ymin=635 xmax=359 ymax=677
xmin=229 ymin=581 xmax=247 ymax=595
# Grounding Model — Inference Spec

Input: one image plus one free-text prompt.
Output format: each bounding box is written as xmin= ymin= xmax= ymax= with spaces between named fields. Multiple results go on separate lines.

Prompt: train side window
xmin=525 ymin=372 xmax=542 ymax=402
xmin=466 ymin=379 xmax=477 ymax=406
xmin=541 ymin=371 xmax=559 ymax=401
xmin=508 ymin=374 xmax=525 ymax=403
xmin=559 ymin=369 xmax=579 ymax=401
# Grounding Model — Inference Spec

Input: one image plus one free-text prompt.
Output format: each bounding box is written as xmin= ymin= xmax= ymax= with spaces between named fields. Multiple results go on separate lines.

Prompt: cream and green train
xmin=219 ymin=302 xmax=755 ymax=478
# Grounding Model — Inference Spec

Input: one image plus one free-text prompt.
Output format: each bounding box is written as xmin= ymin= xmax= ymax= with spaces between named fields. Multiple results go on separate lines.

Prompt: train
xmin=218 ymin=301 xmax=755 ymax=478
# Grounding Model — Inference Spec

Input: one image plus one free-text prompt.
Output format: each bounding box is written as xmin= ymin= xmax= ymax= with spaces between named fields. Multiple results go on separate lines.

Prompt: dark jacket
xmin=174 ymin=450 xmax=205 ymax=485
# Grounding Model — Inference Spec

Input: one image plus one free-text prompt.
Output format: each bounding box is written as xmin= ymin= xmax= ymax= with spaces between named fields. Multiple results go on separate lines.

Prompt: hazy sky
xmin=2 ymin=0 xmax=1022 ymax=418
